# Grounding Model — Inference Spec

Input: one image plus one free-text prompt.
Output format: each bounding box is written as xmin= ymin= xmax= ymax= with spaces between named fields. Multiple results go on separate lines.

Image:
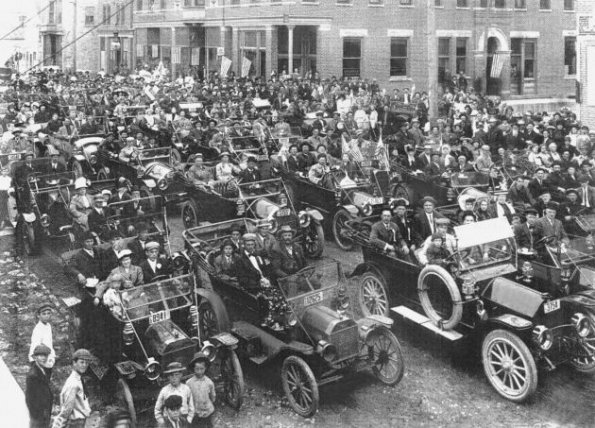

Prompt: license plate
xmin=303 ymin=291 xmax=323 ymax=306
xmin=544 ymin=299 xmax=560 ymax=314
xmin=149 ymin=310 xmax=170 ymax=324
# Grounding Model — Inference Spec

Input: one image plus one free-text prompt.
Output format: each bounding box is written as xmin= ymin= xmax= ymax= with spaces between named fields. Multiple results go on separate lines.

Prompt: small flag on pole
xmin=241 ymin=56 xmax=251 ymax=78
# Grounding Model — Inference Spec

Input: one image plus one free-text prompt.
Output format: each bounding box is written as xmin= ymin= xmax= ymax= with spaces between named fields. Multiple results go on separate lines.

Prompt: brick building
xmin=132 ymin=0 xmax=576 ymax=102
xmin=578 ymin=0 xmax=595 ymax=128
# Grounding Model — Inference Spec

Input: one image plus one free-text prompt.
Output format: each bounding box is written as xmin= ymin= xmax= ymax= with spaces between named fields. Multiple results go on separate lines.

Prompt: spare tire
xmin=417 ymin=265 xmax=463 ymax=330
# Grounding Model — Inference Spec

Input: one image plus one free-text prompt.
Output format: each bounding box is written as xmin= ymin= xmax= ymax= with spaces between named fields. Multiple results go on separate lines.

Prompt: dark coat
xmin=235 ymin=251 xmax=266 ymax=291
xmin=127 ymin=238 xmax=147 ymax=265
xmin=392 ymin=215 xmax=419 ymax=246
xmin=528 ymin=178 xmax=550 ymax=200
xmin=213 ymin=253 xmax=239 ymax=277
xmin=287 ymin=154 xmax=300 ymax=172
xmin=88 ymin=208 xmax=109 ymax=236
xmin=413 ymin=210 xmax=444 ymax=242
xmin=514 ymin=223 xmax=535 ymax=249
xmin=270 ymin=243 xmax=306 ymax=278
xmin=369 ymin=221 xmax=404 ymax=250
xmin=238 ymin=167 xmax=262 ymax=183
xmin=66 ymin=248 xmax=103 ymax=281
xmin=139 ymin=258 xmax=172 ymax=283
xmin=100 ymin=248 xmax=120 ymax=280
xmin=25 ymin=363 xmax=53 ymax=421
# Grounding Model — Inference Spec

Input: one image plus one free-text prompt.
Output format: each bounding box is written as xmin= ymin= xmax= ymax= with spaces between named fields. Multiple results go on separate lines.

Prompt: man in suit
xmin=296 ymin=142 xmax=316 ymax=173
xmin=213 ymin=239 xmax=239 ymax=279
xmin=400 ymin=145 xmax=418 ymax=170
xmin=415 ymin=144 xmax=433 ymax=171
xmin=391 ymin=199 xmax=419 ymax=252
xmin=229 ymin=225 xmax=243 ymax=253
xmin=370 ymin=209 xmax=409 ymax=256
xmin=139 ymin=241 xmax=172 ymax=283
xmin=413 ymin=196 xmax=444 ymax=243
xmin=528 ymin=167 xmax=550 ymax=201
xmin=238 ymin=156 xmax=262 ymax=183
xmin=508 ymin=175 xmax=535 ymax=209
xmin=14 ymin=152 xmax=36 ymax=189
xmin=270 ymin=225 xmax=307 ymax=279
xmin=88 ymin=194 xmax=109 ymax=238
xmin=100 ymin=230 xmax=124 ymax=280
xmin=66 ymin=231 xmax=103 ymax=285
xmin=533 ymin=202 xmax=569 ymax=250
xmin=234 ymin=233 xmax=270 ymax=292
xmin=254 ymin=220 xmax=276 ymax=259
xmin=26 ymin=344 xmax=53 ymax=428
xmin=286 ymin=144 xmax=300 ymax=172
xmin=45 ymin=149 xmax=66 ymax=175
xmin=514 ymin=208 xmax=538 ymax=251
xmin=311 ymin=112 xmax=327 ymax=134
xmin=578 ymin=175 xmax=595 ymax=212
xmin=128 ymin=222 xmax=149 ymax=265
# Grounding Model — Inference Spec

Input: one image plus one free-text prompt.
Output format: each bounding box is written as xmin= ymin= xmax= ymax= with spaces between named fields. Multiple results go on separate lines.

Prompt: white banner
xmin=220 ymin=56 xmax=232 ymax=77
xmin=191 ymin=48 xmax=201 ymax=65
xmin=241 ymin=56 xmax=251 ymax=78
xmin=136 ymin=44 xmax=144 ymax=58
xmin=151 ymin=45 xmax=159 ymax=59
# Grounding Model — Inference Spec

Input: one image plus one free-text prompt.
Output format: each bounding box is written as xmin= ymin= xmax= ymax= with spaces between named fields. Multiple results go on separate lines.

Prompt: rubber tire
xmin=70 ymin=159 xmax=83 ymax=178
xmin=481 ymin=329 xmax=538 ymax=403
xmin=116 ymin=378 xmax=137 ymax=428
xmin=332 ymin=209 xmax=355 ymax=251
xmin=304 ymin=223 xmax=325 ymax=259
xmin=569 ymin=314 xmax=595 ymax=374
xmin=182 ymin=200 xmax=200 ymax=229
xmin=281 ymin=355 xmax=319 ymax=418
xmin=197 ymin=294 xmax=231 ymax=338
xmin=417 ymin=265 xmax=463 ymax=330
xmin=97 ymin=168 xmax=111 ymax=181
xmin=171 ymin=148 xmax=182 ymax=164
xmin=221 ymin=350 xmax=244 ymax=410
xmin=367 ymin=327 xmax=405 ymax=386
xmin=358 ymin=271 xmax=390 ymax=317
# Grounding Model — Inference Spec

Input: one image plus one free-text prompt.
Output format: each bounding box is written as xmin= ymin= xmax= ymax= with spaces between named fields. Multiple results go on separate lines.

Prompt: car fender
xmin=559 ymin=291 xmax=595 ymax=318
xmin=196 ymin=288 xmax=231 ymax=333
xmin=486 ymin=313 xmax=533 ymax=332
xmin=143 ymin=178 xmax=156 ymax=188
xmin=74 ymin=154 xmax=85 ymax=162
xmin=306 ymin=208 xmax=324 ymax=222
xmin=341 ymin=204 xmax=359 ymax=216
xmin=22 ymin=212 xmax=36 ymax=223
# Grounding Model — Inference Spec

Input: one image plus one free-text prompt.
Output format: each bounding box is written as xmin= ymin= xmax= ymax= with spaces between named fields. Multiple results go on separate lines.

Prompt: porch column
xmin=497 ymin=50 xmax=512 ymax=99
xmin=171 ymin=27 xmax=177 ymax=79
xmin=287 ymin=25 xmax=295 ymax=75
xmin=473 ymin=50 xmax=487 ymax=93
xmin=265 ymin=26 xmax=273 ymax=78
xmin=231 ymin=27 xmax=239 ymax=75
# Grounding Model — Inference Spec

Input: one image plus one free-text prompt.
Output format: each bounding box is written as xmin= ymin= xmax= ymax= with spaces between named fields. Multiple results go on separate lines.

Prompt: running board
xmin=391 ymin=306 xmax=463 ymax=341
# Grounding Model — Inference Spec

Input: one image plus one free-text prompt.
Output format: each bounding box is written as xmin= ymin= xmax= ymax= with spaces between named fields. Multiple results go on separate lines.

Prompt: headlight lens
xmin=286 ymin=312 xmax=298 ymax=327
xmin=144 ymin=357 xmax=161 ymax=381
xmin=157 ymin=178 xmax=169 ymax=191
xmin=532 ymin=325 xmax=553 ymax=350
xmin=40 ymin=213 xmax=50 ymax=227
xmin=572 ymin=313 xmax=592 ymax=338
xmin=317 ymin=340 xmax=338 ymax=363
xmin=200 ymin=341 xmax=217 ymax=362
xmin=362 ymin=203 xmax=373 ymax=216
xmin=298 ymin=210 xmax=310 ymax=228
xmin=89 ymin=155 xmax=97 ymax=165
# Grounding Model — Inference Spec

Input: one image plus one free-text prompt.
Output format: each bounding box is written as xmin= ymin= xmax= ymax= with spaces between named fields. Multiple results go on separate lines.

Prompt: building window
xmin=438 ymin=38 xmax=450 ymax=82
xmin=564 ymin=0 xmax=574 ymax=11
xmin=434 ymin=0 xmax=442 ymax=6
xmin=456 ymin=38 xmax=467 ymax=74
xmin=137 ymin=0 xmax=143 ymax=10
xmin=400 ymin=0 xmax=412 ymax=5
xmin=539 ymin=0 xmax=550 ymax=10
xmin=184 ymin=0 xmax=204 ymax=5
xmin=103 ymin=4 xmax=111 ymax=25
xmin=49 ymin=0 xmax=55 ymax=24
xmin=85 ymin=7 xmax=95 ymax=25
xmin=370 ymin=0 xmax=383 ymax=5
xmin=514 ymin=0 xmax=525 ymax=9
xmin=565 ymin=36 xmax=576 ymax=75
xmin=336 ymin=0 xmax=352 ymax=4
xmin=343 ymin=38 xmax=361 ymax=78
xmin=390 ymin=38 xmax=408 ymax=77
xmin=524 ymin=40 xmax=536 ymax=78
xmin=494 ymin=0 xmax=505 ymax=8
xmin=456 ymin=0 xmax=468 ymax=7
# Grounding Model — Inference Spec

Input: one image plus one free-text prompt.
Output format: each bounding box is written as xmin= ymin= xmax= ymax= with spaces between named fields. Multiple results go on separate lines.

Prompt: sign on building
xmin=579 ymin=16 xmax=595 ymax=35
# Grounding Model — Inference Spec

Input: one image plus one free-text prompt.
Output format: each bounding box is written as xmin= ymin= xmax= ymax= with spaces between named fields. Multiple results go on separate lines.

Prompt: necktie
xmin=81 ymin=376 xmax=88 ymax=399
xmin=428 ymin=214 xmax=434 ymax=233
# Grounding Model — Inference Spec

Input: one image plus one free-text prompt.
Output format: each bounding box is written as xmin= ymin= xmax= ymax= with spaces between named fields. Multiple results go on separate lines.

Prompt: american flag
xmin=490 ymin=53 xmax=507 ymax=78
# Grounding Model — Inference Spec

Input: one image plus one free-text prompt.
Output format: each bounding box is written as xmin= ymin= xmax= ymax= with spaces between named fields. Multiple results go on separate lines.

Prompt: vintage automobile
xmin=66 ymin=134 xmax=105 ymax=179
xmin=274 ymin=158 xmax=389 ymax=251
xmin=345 ymin=216 xmax=595 ymax=402
xmin=266 ymin=125 xmax=303 ymax=153
xmin=97 ymin=147 xmax=187 ymax=203
xmin=182 ymin=176 xmax=325 ymax=258
xmin=103 ymin=195 xmax=169 ymax=241
xmin=182 ymin=221 xmax=405 ymax=417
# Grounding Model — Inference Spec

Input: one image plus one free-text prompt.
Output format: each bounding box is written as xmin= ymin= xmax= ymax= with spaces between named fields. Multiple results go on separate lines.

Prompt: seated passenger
xmin=297 ymin=142 xmax=316 ymax=173
xmin=370 ymin=209 xmax=409 ymax=256
xmin=87 ymin=193 xmax=109 ymax=239
xmin=514 ymin=207 xmax=538 ymax=251
xmin=101 ymin=274 xmax=124 ymax=319
xmin=254 ymin=220 xmax=276 ymax=258
xmin=238 ymin=156 xmax=262 ymax=183
xmin=235 ymin=233 xmax=271 ymax=292
xmin=69 ymin=177 xmax=93 ymax=231
xmin=107 ymin=249 xmax=144 ymax=288
xmin=533 ymin=201 xmax=569 ymax=249
xmin=215 ymin=152 xmax=240 ymax=183
xmin=187 ymin=154 xmax=214 ymax=190
xmin=118 ymin=137 xmax=139 ymax=163
xmin=139 ymin=241 xmax=172 ymax=283
xmin=493 ymin=190 xmax=516 ymax=224
xmin=270 ymin=225 xmax=306 ymax=279
xmin=426 ymin=233 xmax=452 ymax=267
xmin=308 ymin=153 xmax=331 ymax=185
xmin=213 ymin=239 xmax=239 ymax=280
xmin=413 ymin=196 xmax=445 ymax=242
xmin=417 ymin=218 xmax=456 ymax=265
xmin=456 ymin=198 xmax=476 ymax=225
xmin=286 ymin=144 xmax=300 ymax=172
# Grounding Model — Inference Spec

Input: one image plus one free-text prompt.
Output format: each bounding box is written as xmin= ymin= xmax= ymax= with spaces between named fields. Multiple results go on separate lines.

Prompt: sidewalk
xmin=0 ymin=356 xmax=29 ymax=428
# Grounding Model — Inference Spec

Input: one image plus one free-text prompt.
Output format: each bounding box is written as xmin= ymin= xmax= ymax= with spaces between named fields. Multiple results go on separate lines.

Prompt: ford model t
xmin=346 ymin=216 xmax=595 ymax=402
xmin=183 ymin=219 xmax=405 ymax=417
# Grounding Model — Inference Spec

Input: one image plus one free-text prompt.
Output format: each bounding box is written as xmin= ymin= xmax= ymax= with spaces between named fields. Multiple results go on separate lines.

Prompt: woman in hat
xmin=214 ymin=151 xmax=240 ymax=183
xmin=69 ymin=177 xmax=93 ymax=230
xmin=213 ymin=239 xmax=239 ymax=279
xmin=106 ymin=249 xmax=144 ymax=290
xmin=475 ymin=197 xmax=494 ymax=222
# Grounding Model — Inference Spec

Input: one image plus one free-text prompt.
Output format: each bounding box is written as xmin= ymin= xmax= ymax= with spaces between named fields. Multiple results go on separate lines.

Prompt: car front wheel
xmin=332 ymin=209 xmax=354 ymax=251
xmin=569 ymin=314 xmax=595 ymax=373
xmin=220 ymin=350 xmax=244 ymax=410
xmin=367 ymin=327 xmax=405 ymax=386
xmin=281 ymin=355 xmax=319 ymax=418
xmin=481 ymin=329 xmax=538 ymax=403
xmin=358 ymin=271 xmax=390 ymax=317
xmin=115 ymin=378 xmax=137 ymax=428
xmin=182 ymin=200 xmax=200 ymax=229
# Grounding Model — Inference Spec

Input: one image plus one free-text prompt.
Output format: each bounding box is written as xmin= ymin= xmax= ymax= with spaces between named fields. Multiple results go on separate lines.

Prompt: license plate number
xmin=303 ymin=292 xmax=323 ymax=306
xmin=544 ymin=299 xmax=560 ymax=314
xmin=149 ymin=310 xmax=170 ymax=324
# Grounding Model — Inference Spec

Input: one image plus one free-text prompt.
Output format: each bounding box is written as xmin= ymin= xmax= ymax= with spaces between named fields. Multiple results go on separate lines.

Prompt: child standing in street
xmin=154 ymin=362 xmax=194 ymax=427
xmin=28 ymin=303 xmax=56 ymax=371
xmin=186 ymin=352 xmax=216 ymax=428
xmin=25 ymin=344 xmax=53 ymax=428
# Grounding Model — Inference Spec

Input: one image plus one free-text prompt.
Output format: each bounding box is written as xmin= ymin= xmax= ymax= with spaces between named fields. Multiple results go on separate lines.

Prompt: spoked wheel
xmin=220 ymin=350 xmax=244 ymax=410
xmin=569 ymin=315 xmax=595 ymax=373
xmin=358 ymin=272 xmax=390 ymax=317
xmin=392 ymin=184 xmax=411 ymax=201
xmin=115 ymin=378 xmax=137 ymax=428
xmin=197 ymin=294 xmax=230 ymax=339
xmin=182 ymin=200 xmax=200 ymax=229
xmin=304 ymin=223 xmax=325 ymax=259
xmin=481 ymin=329 xmax=538 ymax=402
xmin=332 ymin=209 xmax=354 ymax=251
xmin=70 ymin=159 xmax=83 ymax=178
xmin=366 ymin=328 xmax=405 ymax=386
xmin=281 ymin=356 xmax=319 ymax=418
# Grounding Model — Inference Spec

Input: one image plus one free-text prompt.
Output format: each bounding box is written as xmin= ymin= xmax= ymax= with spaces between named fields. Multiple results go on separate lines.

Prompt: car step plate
xmin=391 ymin=306 xmax=463 ymax=341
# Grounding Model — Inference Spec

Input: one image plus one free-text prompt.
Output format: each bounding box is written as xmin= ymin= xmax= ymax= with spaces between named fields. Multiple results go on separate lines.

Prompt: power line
xmin=0 ymin=0 xmax=55 ymax=42
xmin=24 ymin=0 xmax=136 ymax=74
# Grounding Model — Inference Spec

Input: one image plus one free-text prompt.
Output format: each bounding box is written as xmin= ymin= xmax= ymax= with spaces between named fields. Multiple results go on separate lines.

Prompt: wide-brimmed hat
xmin=420 ymin=196 xmax=437 ymax=206
xmin=74 ymin=177 xmax=88 ymax=189
xmin=276 ymin=224 xmax=295 ymax=237
xmin=117 ymin=249 xmax=133 ymax=260
xmin=163 ymin=361 xmax=185 ymax=375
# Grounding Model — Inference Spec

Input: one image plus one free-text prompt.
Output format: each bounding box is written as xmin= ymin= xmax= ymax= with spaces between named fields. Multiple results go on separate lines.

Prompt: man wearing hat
xmin=493 ymin=190 xmax=516 ymax=224
xmin=417 ymin=217 xmax=456 ymax=265
xmin=70 ymin=177 xmax=93 ymax=230
xmin=514 ymin=207 xmax=538 ymax=251
xmin=29 ymin=302 xmax=56 ymax=370
xmin=45 ymin=146 xmax=66 ymax=174
xmin=188 ymin=154 xmax=213 ymax=190
xmin=239 ymin=156 xmax=262 ymax=184
xmin=533 ymin=202 xmax=569 ymax=251
xmin=528 ymin=167 xmax=550 ymax=201
xmin=296 ymin=142 xmax=316 ymax=173
xmin=391 ymin=198 xmax=419 ymax=253
xmin=119 ymin=136 xmax=139 ymax=163
xmin=26 ymin=344 xmax=53 ymax=428
xmin=413 ymin=196 xmax=444 ymax=242
xmin=100 ymin=229 xmax=124 ymax=279
xmin=561 ymin=188 xmax=584 ymax=235
xmin=415 ymin=144 xmax=433 ymax=170
xmin=66 ymin=231 xmax=102 ymax=285
xmin=154 ymin=362 xmax=194 ymax=427
xmin=235 ymin=233 xmax=271 ymax=291
xmin=370 ymin=209 xmax=409 ymax=256
xmin=88 ymin=193 xmax=109 ymax=238
xmin=254 ymin=220 xmax=276 ymax=257
xmin=14 ymin=152 xmax=36 ymax=188
xmin=308 ymin=153 xmax=331 ymax=185
xmin=52 ymin=349 xmax=93 ymax=428
xmin=270 ymin=225 xmax=306 ymax=278
xmin=508 ymin=175 xmax=535 ymax=210
xmin=139 ymin=241 xmax=172 ymax=282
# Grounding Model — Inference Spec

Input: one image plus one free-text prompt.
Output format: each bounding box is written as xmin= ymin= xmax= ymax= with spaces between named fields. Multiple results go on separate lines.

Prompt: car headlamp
xmin=286 ymin=312 xmax=298 ymax=327
xmin=572 ymin=313 xmax=592 ymax=338
xmin=362 ymin=203 xmax=373 ymax=217
xmin=298 ymin=210 xmax=310 ymax=228
xmin=89 ymin=155 xmax=97 ymax=165
xmin=462 ymin=277 xmax=477 ymax=297
xmin=521 ymin=261 xmax=534 ymax=279
xmin=532 ymin=325 xmax=553 ymax=350
xmin=40 ymin=213 xmax=50 ymax=228
xmin=157 ymin=178 xmax=169 ymax=191
xmin=144 ymin=357 xmax=161 ymax=381
xmin=317 ymin=340 xmax=338 ymax=363
xmin=200 ymin=341 xmax=217 ymax=362
xmin=123 ymin=322 xmax=135 ymax=346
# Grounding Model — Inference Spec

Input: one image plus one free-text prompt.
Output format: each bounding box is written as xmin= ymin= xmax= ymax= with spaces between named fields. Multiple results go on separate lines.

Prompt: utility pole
xmin=72 ymin=0 xmax=77 ymax=72
xmin=426 ymin=0 xmax=437 ymax=119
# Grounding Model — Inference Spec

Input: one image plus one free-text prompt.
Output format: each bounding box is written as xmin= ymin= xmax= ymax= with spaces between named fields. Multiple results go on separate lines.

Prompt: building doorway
xmin=277 ymin=26 xmax=317 ymax=76
xmin=43 ymin=34 xmax=62 ymax=67
xmin=486 ymin=37 xmax=500 ymax=96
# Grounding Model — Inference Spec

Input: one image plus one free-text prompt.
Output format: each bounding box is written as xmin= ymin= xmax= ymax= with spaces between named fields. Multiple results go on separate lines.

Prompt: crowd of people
xmin=4 ymin=62 xmax=594 ymax=428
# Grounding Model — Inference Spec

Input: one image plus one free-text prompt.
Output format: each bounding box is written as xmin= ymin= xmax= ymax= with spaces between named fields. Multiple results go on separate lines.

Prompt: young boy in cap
xmin=52 ymin=349 xmax=93 ymax=428
xmin=426 ymin=233 xmax=452 ymax=267
xmin=26 ymin=344 xmax=53 ymax=428
xmin=186 ymin=353 xmax=216 ymax=428
xmin=161 ymin=395 xmax=191 ymax=428
xmin=155 ymin=362 xmax=194 ymax=427
xmin=29 ymin=302 xmax=56 ymax=370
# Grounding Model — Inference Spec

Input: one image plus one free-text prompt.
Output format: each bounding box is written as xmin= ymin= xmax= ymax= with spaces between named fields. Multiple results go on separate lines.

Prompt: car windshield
xmin=277 ymin=262 xmax=342 ymax=301
xmin=119 ymin=274 xmax=194 ymax=322
xmin=544 ymin=235 xmax=595 ymax=269
xmin=146 ymin=162 xmax=173 ymax=179
xmin=138 ymin=148 xmax=171 ymax=163
xmin=238 ymin=178 xmax=286 ymax=200
xmin=449 ymin=171 xmax=489 ymax=187
xmin=29 ymin=171 xmax=76 ymax=189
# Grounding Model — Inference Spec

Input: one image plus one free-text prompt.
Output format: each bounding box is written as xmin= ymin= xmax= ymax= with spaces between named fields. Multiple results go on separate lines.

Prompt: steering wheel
xmin=535 ymin=235 xmax=556 ymax=247
xmin=296 ymin=265 xmax=316 ymax=280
